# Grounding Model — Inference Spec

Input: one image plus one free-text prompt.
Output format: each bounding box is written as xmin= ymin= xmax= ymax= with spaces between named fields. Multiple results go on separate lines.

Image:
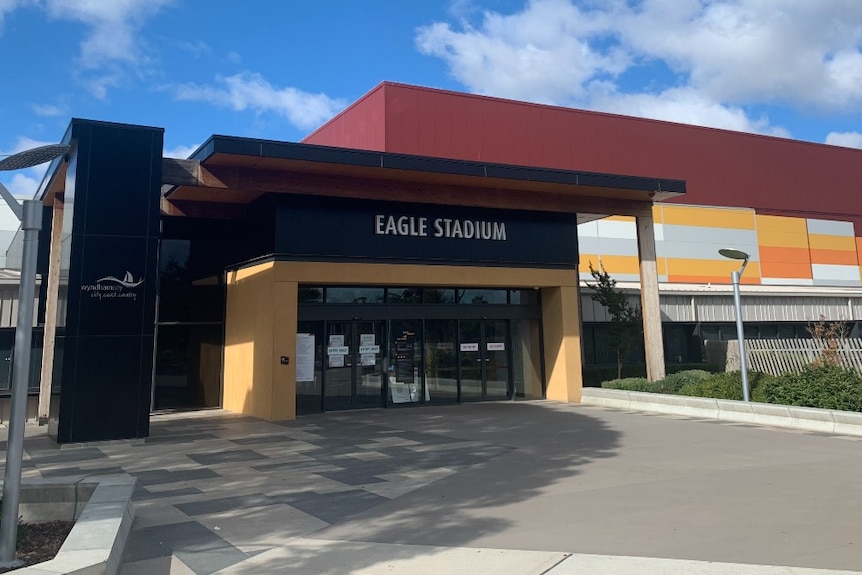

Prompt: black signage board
xmin=394 ymin=331 xmax=416 ymax=384
xmin=274 ymin=195 xmax=579 ymax=268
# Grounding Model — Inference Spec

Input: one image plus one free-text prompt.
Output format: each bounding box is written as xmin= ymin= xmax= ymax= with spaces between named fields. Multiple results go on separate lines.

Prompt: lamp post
xmin=719 ymin=248 xmax=751 ymax=402
xmin=0 ymin=144 xmax=70 ymax=567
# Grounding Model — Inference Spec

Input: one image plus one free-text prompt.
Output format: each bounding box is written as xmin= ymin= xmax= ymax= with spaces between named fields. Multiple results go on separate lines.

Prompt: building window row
xmin=298 ymin=286 xmax=539 ymax=305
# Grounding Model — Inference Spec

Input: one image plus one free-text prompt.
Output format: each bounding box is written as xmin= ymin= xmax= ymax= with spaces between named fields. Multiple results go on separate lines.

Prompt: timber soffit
xmin=164 ymin=135 xmax=687 ymax=201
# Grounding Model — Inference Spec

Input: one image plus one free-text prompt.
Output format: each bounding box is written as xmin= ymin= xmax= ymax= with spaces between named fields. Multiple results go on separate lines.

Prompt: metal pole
xmin=731 ymin=269 xmax=750 ymax=402
xmin=0 ymin=200 xmax=42 ymax=566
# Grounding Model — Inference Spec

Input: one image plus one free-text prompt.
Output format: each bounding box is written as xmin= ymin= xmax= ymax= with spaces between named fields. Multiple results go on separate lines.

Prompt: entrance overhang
xmin=161 ymin=136 xmax=684 ymax=222
xmin=162 ymin=136 xmax=684 ymax=387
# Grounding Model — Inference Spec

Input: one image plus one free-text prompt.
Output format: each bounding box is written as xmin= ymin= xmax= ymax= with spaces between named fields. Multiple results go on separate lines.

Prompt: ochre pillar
xmin=542 ymin=283 xmax=583 ymax=403
xmin=636 ymin=211 xmax=665 ymax=381
xmin=271 ymin=279 xmax=298 ymax=420
xmin=223 ymin=262 xmax=298 ymax=421
xmin=38 ymin=199 xmax=64 ymax=424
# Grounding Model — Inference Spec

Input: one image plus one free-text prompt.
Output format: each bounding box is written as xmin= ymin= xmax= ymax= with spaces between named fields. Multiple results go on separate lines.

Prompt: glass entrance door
xmin=324 ymin=320 xmax=386 ymax=410
xmin=458 ymin=319 xmax=512 ymax=401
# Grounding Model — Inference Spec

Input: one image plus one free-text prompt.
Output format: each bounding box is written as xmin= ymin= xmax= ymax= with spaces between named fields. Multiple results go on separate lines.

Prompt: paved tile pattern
xmin=12 ymin=410 xmax=513 ymax=574
xmin=5 ymin=402 xmax=862 ymax=575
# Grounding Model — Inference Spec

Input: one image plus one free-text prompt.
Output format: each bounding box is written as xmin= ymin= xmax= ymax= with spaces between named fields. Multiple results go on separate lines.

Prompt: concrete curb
xmin=548 ymin=552 xmax=862 ymax=574
xmin=10 ymin=474 xmax=136 ymax=575
xmin=580 ymin=388 xmax=862 ymax=437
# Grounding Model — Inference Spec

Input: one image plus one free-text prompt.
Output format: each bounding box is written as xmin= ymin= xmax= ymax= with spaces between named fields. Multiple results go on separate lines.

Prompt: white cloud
xmin=825 ymin=131 xmax=862 ymax=149
xmin=174 ymin=72 xmax=347 ymax=131
xmin=417 ymin=0 xmax=625 ymax=104
xmin=617 ymin=0 xmax=862 ymax=111
xmin=41 ymin=0 xmax=173 ymax=98
xmin=2 ymin=172 xmax=39 ymax=197
xmin=592 ymin=85 xmax=790 ymax=136
xmin=0 ymin=136 xmax=60 ymax=198
xmin=164 ymin=143 xmax=200 ymax=159
xmin=417 ymin=0 xmax=862 ymax=135
xmin=3 ymin=136 xmax=54 ymax=155
xmin=177 ymin=39 xmax=210 ymax=58
xmin=31 ymin=103 xmax=65 ymax=116
xmin=43 ymin=0 xmax=170 ymax=67
xmin=0 ymin=0 xmax=31 ymax=34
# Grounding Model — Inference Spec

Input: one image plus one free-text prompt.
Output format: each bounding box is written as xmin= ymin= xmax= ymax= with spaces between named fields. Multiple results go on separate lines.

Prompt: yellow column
xmin=271 ymin=279 xmax=298 ymax=420
xmin=224 ymin=262 xmax=298 ymax=421
xmin=542 ymin=284 xmax=584 ymax=403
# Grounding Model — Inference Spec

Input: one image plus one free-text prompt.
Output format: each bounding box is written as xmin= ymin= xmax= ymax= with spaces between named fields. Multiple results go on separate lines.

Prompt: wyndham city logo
xmin=96 ymin=271 xmax=144 ymax=288
xmin=81 ymin=271 xmax=143 ymax=300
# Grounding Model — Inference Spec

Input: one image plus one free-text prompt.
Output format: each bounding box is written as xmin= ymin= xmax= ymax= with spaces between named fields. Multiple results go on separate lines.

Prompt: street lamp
xmin=0 ymin=143 xmax=70 ymax=567
xmin=719 ymin=248 xmax=751 ymax=402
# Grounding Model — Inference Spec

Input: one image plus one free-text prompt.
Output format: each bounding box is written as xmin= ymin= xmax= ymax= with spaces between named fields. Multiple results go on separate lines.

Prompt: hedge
xmin=677 ymin=371 xmax=773 ymax=401
xmin=756 ymin=365 xmax=862 ymax=412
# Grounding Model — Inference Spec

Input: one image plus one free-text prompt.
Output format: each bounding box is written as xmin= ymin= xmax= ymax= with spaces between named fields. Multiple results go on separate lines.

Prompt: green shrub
xmin=666 ymin=363 xmax=721 ymax=375
xmin=677 ymin=370 xmax=773 ymax=401
xmin=757 ymin=365 xmax=862 ymax=412
xmin=655 ymin=370 xmax=713 ymax=394
xmin=583 ymin=362 xmax=720 ymax=387
xmin=600 ymin=370 xmax=716 ymax=394
xmin=584 ymin=365 xmax=646 ymax=387
xmin=601 ymin=377 xmax=653 ymax=392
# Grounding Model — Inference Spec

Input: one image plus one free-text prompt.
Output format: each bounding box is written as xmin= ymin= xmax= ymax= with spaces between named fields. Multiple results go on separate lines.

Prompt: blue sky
xmin=2 ymin=0 xmax=862 ymax=203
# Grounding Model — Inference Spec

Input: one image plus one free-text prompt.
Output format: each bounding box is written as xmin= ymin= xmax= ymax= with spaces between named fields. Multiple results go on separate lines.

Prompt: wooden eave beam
xmin=163 ymin=158 xmax=237 ymax=190
xmin=162 ymin=158 xmax=656 ymax=216
xmin=40 ymin=162 xmax=68 ymax=206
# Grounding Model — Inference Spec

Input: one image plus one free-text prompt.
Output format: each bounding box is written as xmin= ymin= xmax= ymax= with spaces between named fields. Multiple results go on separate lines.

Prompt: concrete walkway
xmin=3 ymin=401 xmax=862 ymax=574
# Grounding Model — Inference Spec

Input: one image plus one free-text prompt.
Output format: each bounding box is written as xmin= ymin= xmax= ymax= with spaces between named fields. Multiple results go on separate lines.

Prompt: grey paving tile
xmin=229 ymin=434 xmax=296 ymax=446
xmin=287 ymin=489 xmax=389 ymax=524
xmin=175 ymin=494 xmax=275 ymax=516
xmin=133 ymin=485 xmax=203 ymax=501
xmin=345 ymin=449 xmax=392 ymax=461
xmin=187 ymin=449 xmax=268 ymax=465
xmin=124 ymin=520 xmax=256 ymax=574
xmin=311 ymin=457 xmax=406 ymax=476
xmin=23 ymin=436 xmax=62 ymax=453
xmin=393 ymin=430 xmax=468 ymax=445
xmin=299 ymin=439 xmax=361 ymax=452
xmin=132 ymin=468 xmax=220 ymax=486
xmin=251 ymin=460 xmax=343 ymax=473
xmin=317 ymin=469 xmax=387 ymax=486
xmin=29 ymin=447 xmax=107 ymax=464
xmin=40 ymin=465 xmax=125 ymax=477
xmin=361 ymin=436 xmax=421 ymax=447
xmin=142 ymin=432 xmax=219 ymax=445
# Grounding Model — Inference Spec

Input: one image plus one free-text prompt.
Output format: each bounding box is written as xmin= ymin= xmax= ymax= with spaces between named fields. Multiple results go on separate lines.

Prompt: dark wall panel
xmin=51 ymin=120 xmax=163 ymax=443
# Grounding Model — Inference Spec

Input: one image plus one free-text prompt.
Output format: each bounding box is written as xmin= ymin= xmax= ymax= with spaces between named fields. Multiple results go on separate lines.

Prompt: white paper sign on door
xmin=296 ymin=333 xmax=315 ymax=382
xmin=460 ymin=342 xmax=479 ymax=352
xmin=487 ymin=342 xmax=506 ymax=351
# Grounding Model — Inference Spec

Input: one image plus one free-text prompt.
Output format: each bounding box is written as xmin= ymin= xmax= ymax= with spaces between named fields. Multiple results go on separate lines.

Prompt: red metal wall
xmin=304 ymin=83 xmax=388 ymax=152
xmin=305 ymin=82 xmax=862 ymax=229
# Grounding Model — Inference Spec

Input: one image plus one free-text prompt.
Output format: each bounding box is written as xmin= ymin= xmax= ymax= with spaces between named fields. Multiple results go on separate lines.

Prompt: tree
xmin=587 ymin=262 xmax=643 ymax=379
xmin=806 ymin=314 xmax=849 ymax=368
